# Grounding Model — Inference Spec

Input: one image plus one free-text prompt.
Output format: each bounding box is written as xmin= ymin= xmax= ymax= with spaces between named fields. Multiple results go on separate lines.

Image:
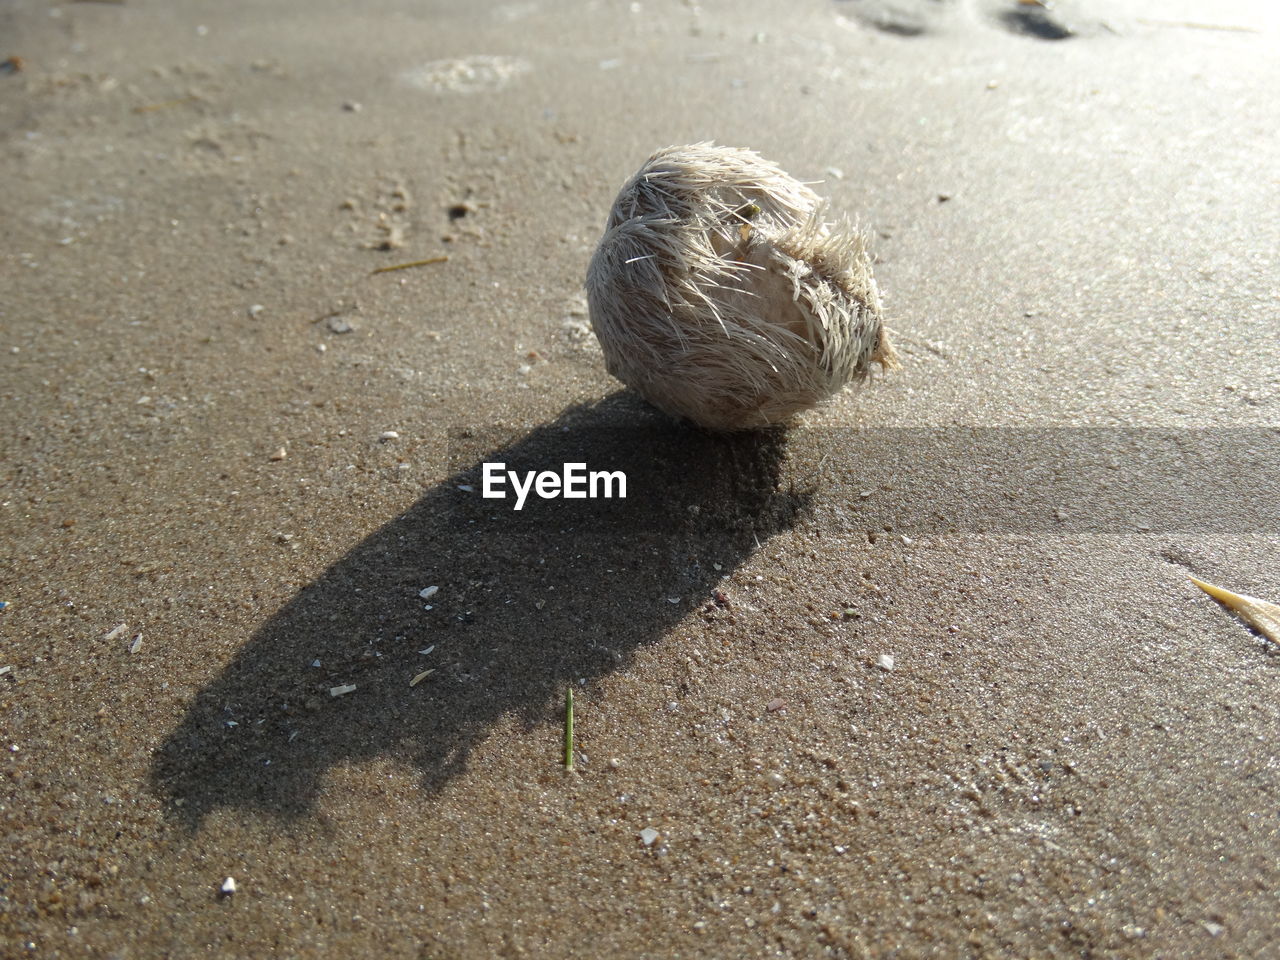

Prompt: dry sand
xmin=2 ymin=0 xmax=1278 ymax=956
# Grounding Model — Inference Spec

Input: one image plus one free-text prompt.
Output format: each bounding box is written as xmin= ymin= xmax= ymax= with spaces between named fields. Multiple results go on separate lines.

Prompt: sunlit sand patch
xmin=402 ymin=55 xmax=531 ymax=93
xmin=492 ymin=2 xmax=540 ymax=21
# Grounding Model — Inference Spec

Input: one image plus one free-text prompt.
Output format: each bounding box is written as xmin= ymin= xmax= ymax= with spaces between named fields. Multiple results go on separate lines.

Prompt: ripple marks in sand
xmin=837 ymin=0 xmax=1081 ymax=40
xmin=836 ymin=0 xmax=959 ymax=37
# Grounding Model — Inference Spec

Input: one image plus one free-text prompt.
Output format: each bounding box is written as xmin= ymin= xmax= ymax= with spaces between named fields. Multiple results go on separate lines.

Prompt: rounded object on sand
xmin=586 ymin=143 xmax=896 ymax=431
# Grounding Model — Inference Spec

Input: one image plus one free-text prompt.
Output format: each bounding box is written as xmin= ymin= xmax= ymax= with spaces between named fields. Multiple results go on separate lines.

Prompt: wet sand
xmin=2 ymin=0 xmax=1278 ymax=956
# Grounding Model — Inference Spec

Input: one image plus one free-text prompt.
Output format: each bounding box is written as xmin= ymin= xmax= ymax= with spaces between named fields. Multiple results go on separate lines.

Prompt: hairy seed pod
xmin=586 ymin=143 xmax=897 ymax=431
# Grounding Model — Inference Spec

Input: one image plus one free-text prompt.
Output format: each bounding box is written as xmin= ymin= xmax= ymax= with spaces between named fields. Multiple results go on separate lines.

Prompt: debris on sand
xmin=876 ymin=653 xmax=895 ymax=671
xmin=329 ymin=684 xmax=357 ymax=697
xmin=1190 ymin=577 xmax=1280 ymax=645
xmin=410 ymin=669 xmax=434 ymax=687
xmin=639 ymin=827 xmax=659 ymax=847
xmin=105 ymin=623 xmax=127 ymax=641
xmin=220 ymin=877 xmax=236 ymax=897
xmin=370 ymin=255 xmax=448 ymax=276
xmin=765 ymin=697 xmax=786 ymax=713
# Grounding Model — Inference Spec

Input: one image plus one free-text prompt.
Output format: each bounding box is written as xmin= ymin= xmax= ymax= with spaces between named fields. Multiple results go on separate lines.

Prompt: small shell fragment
xmin=1190 ymin=577 xmax=1280 ymax=644
xmin=105 ymin=623 xmax=127 ymax=641
xmin=410 ymin=669 xmax=435 ymax=687
xmin=329 ymin=684 xmax=357 ymax=697
xmin=419 ymin=586 xmax=439 ymax=600
xmin=639 ymin=827 xmax=660 ymax=846
xmin=220 ymin=877 xmax=236 ymax=896
xmin=876 ymin=653 xmax=895 ymax=671
xmin=129 ymin=634 xmax=143 ymax=654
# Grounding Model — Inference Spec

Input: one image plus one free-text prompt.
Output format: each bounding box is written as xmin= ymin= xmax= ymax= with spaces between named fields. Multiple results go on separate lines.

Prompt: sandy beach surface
xmin=2 ymin=0 xmax=1278 ymax=956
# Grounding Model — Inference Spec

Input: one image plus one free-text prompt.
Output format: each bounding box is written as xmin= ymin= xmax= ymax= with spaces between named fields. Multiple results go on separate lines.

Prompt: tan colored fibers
xmin=586 ymin=143 xmax=897 ymax=430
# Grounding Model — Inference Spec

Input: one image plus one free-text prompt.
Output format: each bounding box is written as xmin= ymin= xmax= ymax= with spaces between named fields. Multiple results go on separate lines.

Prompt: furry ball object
xmin=586 ymin=143 xmax=897 ymax=431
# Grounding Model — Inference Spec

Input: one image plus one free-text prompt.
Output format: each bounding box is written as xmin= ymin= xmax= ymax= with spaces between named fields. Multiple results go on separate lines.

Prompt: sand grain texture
xmin=2 ymin=0 xmax=1278 ymax=956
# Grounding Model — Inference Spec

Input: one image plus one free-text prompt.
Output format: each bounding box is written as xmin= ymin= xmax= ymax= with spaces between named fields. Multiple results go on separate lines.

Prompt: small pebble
xmin=326 ymin=316 xmax=353 ymax=334
xmin=419 ymin=586 xmax=439 ymax=599
xmin=342 ymin=101 xmax=362 ymax=112
xmin=876 ymin=653 xmax=895 ymax=671
xmin=0 ymin=666 xmax=12 ymax=678
xmin=456 ymin=484 xmax=474 ymax=492
xmin=765 ymin=697 xmax=787 ymax=712
xmin=270 ymin=447 xmax=287 ymax=461
xmin=379 ymin=431 xmax=400 ymax=441
xmin=247 ymin=304 xmax=264 ymax=318
xmin=220 ymin=877 xmax=236 ymax=896
xmin=639 ymin=827 xmax=660 ymax=846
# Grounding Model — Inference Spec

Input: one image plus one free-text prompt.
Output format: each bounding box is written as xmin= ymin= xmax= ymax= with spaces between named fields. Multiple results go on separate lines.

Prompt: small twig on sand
xmin=564 ymin=687 xmax=575 ymax=772
xmin=1138 ymin=18 xmax=1261 ymax=33
xmin=370 ymin=255 xmax=449 ymax=276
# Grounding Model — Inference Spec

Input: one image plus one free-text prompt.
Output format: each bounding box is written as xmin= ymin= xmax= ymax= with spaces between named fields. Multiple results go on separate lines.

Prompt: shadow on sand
xmin=151 ymin=394 xmax=810 ymax=827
